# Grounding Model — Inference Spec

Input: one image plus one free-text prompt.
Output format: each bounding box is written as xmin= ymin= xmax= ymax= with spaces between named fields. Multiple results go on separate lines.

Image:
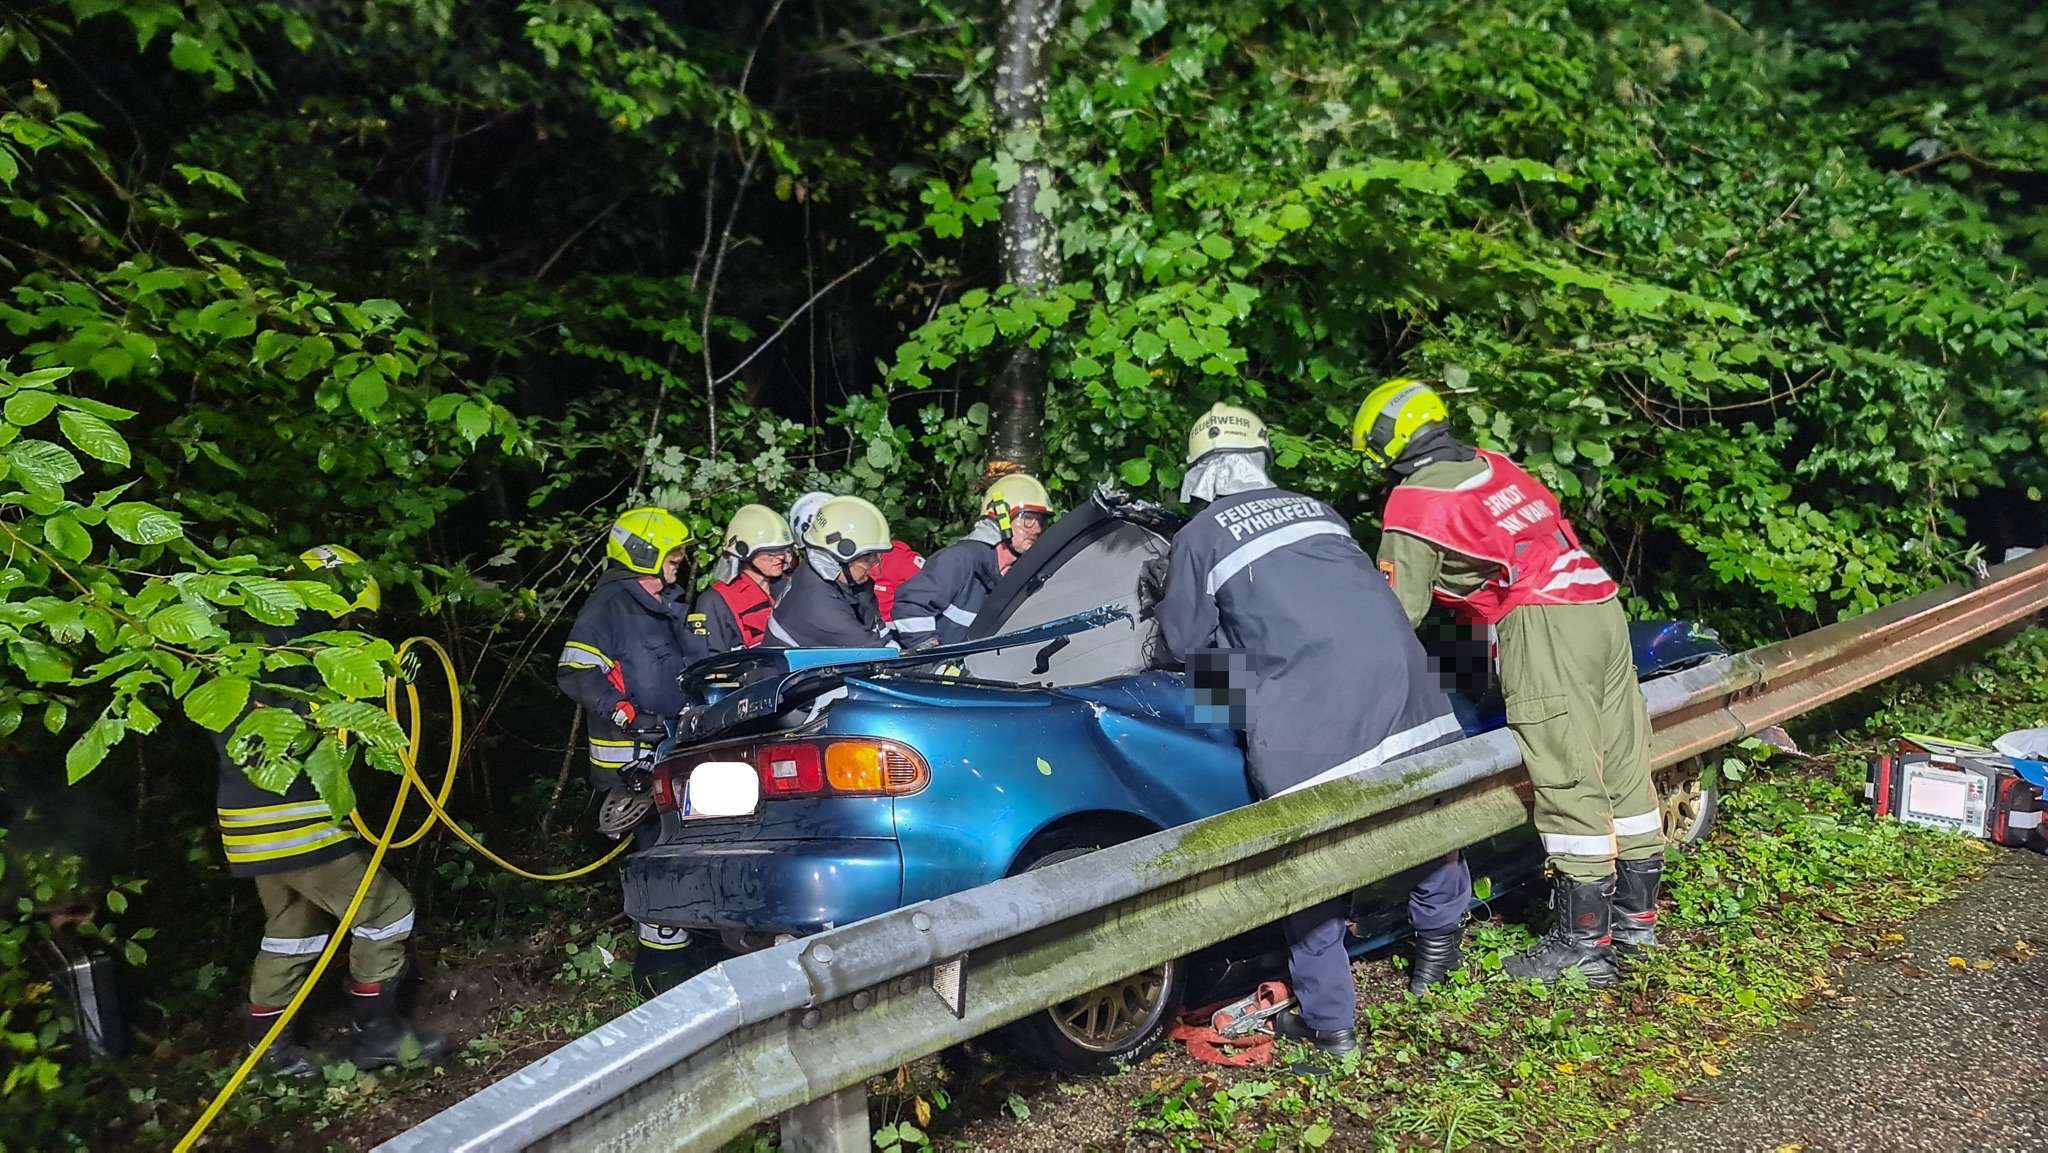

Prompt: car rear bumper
xmin=623 ymin=838 xmax=904 ymax=936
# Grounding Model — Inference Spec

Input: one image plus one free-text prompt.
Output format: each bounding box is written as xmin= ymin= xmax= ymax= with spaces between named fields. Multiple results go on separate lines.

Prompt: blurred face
xmin=1008 ymin=510 xmax=1047 ymax=554
xmin=844 ymin=553 xmax=880 ymax=585
xmin=748 ymin=547 xmax=793 ymax=580
xmin=661 ymin=548 xmax=686 ymax=585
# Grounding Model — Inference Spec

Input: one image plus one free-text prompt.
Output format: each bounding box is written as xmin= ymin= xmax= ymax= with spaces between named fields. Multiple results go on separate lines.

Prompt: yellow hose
xmin=174 ymin=637 xmax=633 ymax=1150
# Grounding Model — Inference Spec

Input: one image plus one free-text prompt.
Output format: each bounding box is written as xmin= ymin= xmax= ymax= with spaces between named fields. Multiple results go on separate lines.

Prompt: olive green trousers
xmin=1497 ymin=599 xmax=1665 ymax=882
xmin=248 ymin=851 xmax=414 ymax=1006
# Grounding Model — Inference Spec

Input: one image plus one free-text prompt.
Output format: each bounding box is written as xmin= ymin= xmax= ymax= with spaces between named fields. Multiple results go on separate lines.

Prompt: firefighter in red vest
xmin=1354 ymin=379 xmax=1663 ymax=987
xmin=690 ymin=504 xmax=794 ymax=652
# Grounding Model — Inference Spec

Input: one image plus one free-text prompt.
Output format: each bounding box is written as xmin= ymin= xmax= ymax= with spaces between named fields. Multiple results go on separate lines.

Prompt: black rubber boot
xmin=1271 ymin=1009 xmax=1358 ymax=1074
xmin=1407 ymin=926 xmax=1465 ymax=995
xmin=245 ymin=1006 xmax=319 ymax=1080
xmin=349 ymin=980 xmax=449 ymax=1070
xmin=1503 ymin=873 xmax=1619 ymax=987
xmin=1610 ymin=857 xmax=1663 ymax=958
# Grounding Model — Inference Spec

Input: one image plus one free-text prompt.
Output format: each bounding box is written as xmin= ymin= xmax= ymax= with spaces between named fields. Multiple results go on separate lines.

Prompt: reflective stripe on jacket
xmin=890 ymin=538 xmax=999 ymax=645
xmin=216 ymin=793 xmax=356 ymax=874
xmin=214 ymin=622 xmax=361 ymax=878
xmin=1158 ymin=486 xmax=1462 ymax=799
xmin=558 ymin=568 xmax=706 ymax=781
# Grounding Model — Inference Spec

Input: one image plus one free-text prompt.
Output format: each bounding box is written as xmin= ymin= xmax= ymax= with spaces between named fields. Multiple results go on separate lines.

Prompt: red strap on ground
xmin=1169 ymin=980 xmax=1292 ymax=1067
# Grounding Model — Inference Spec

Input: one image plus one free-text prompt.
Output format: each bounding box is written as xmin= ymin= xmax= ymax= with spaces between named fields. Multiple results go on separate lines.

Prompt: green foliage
xmin=874 ymin=0 xmax=2047 ymax=636
xmin=0 ymin=355 xmax=425 ymax=801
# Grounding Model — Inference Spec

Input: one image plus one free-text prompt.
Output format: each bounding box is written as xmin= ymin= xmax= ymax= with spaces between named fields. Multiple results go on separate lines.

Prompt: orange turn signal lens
xmin=825 ymin=742 xmax=883 ymax=792
xmin=822 ymin=739 xmax=930 ymax=796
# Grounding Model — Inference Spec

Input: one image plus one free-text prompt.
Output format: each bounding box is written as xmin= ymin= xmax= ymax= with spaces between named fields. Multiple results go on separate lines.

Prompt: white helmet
xmin=982 ymin=473 xmax=1052 ymax=533
xmin=1184 ymin=402 xmax=1270 ymax=465
xmin=803 ymin=496 xmax=892 ymax=561
xmin=788 ymin=491 xmax=834 ymax=544
xmin=724 ymin=503 xmax=795 ymax=559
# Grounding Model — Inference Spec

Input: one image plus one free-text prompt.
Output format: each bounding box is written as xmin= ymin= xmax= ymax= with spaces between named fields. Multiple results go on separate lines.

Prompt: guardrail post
xmin=781 ymin=1084 xmax=868 ymax=1153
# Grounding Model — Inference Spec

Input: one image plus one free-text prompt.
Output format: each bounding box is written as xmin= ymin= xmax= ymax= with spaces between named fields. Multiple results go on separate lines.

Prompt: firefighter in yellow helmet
xmin=1355 ymin=378 xmax=1661 ymax=987
xmin=556 ymin=508 xmax=702 ymax=990
xmin=216 ymin=545 xmax=445 ymax=1077
xmin=558 ymin=508 xmax=700 ymax=785
xmin=891 ymin=474 xmax=1052 ymax=648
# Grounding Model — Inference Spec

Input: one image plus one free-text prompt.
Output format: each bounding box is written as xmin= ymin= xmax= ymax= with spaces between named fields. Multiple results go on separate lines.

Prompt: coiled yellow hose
xmin=174 ymin=637 xmax=633 ymax=1151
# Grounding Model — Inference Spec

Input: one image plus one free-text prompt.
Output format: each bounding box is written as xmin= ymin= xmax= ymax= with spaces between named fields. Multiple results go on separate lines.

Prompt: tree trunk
xmin=985 ymin=0 xmax=1063 ymax=479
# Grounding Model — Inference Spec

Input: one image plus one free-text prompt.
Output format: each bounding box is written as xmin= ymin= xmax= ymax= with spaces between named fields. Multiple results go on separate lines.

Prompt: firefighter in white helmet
xmin=764 ymin=495 xmax=898 ymax=649
xmin=1156 ymin=403 xmax=1467 ymax=1065
xmin=689 ymin=504 xmax=795 ymax=652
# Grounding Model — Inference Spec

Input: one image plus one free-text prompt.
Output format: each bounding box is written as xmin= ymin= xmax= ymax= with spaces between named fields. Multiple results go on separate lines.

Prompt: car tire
xmin=998 ymin=843 xmax=1187 ymax=1076
xmin=1656 ymin=757 xmax=1719 ymax=849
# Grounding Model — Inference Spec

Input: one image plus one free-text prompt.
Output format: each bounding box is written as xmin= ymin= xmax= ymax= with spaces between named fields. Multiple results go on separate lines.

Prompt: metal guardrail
xmin=380 ymin=548 xmax=2048 ymax=1153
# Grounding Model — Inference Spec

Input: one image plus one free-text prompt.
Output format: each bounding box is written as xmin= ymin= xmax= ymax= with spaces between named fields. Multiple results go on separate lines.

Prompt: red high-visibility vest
xmin=1381 ymin=450 xmax=1618 ymax=626
xmin=710 ymin=577 xmax=776 ymax=648
xmin=869 ymin=540 xmax=925 ymax=623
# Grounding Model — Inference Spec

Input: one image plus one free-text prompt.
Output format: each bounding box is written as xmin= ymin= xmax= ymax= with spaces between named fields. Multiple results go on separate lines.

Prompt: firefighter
xmin=1354 ymin=379 xmax=1663 ymax=986
xmin=1158 ymin=404 xmax=1469 ymax=1061
xmin=892 ymin=474 xmax=1051 ymax=647
xmin=690 ymin=504 xmax=795 ymax=652
xmin=794 ymin=488 xmax=926 ymax=623
xmin=765 ymin=495 xmax=898 ymax=649
xmin=221 ymin=545 xmax=445 ymax=1077
xmin=556 ymin=507 xmax=700 ymax=988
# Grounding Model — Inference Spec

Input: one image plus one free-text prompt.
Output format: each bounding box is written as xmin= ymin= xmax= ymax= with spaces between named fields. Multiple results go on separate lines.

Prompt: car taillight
xmin=652 ymin=763 xmax=678 ymax=811
xmin=823 ymin=740 xmax=928 ymax=795
xmin=758 ymin=742 xmax=824 ymax=796
xmin=757 ymin=739 xmax=928 ymax=798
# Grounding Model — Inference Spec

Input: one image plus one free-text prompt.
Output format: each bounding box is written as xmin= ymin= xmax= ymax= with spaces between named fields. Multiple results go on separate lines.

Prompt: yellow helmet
xmin=982 ymin=473 xmax=1051 ymax=532
xmin=722 ymin=503 xmax=795 ymax=559
xmin=299 ymin=544 xmax=381 ymax=617
xmin=1184 ymin=402 xmax=1270 ymax=465
xmin=803 ymin=496 xmax=892 ymax=560
xmin=607 ymin=507 xmax=691 ymax=575
xmin=1352 ymin=378 xmax=1451 ymax=465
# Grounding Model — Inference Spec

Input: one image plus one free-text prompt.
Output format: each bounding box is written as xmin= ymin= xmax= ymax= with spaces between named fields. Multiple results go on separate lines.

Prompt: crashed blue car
xmin=626 ymin=492 xmax=1725 ymax=1071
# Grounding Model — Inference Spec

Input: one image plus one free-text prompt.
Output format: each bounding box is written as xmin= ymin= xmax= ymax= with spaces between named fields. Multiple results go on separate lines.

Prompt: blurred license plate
xmin=683 ymin=760 xmax=759 ymax=819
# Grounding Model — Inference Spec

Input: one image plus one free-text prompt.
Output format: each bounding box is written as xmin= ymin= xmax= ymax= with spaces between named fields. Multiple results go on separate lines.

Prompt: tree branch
xmin=712 ymin=249 xmax=884 ymax=387
xmin=699 ymin=144 xmax=761 ymax=458
xmin=534 ymin=194 xmax=630 ymax=281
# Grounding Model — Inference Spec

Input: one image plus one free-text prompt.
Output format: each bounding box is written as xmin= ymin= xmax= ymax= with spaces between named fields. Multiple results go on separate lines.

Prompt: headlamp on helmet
xmin=981 ymin=473 xmax=1052 ymax=534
